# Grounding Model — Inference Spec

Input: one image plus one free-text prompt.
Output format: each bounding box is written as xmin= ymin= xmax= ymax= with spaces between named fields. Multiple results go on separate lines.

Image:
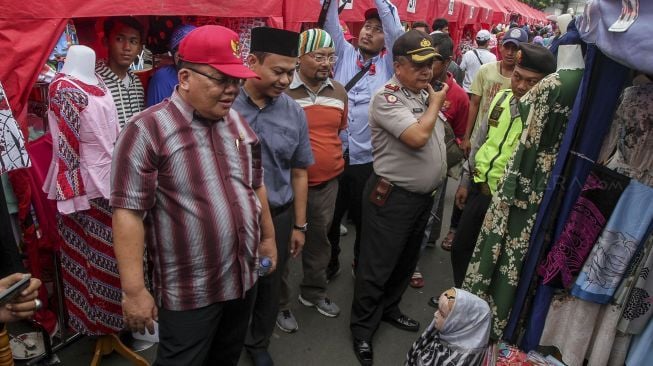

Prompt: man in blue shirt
xmin=323 ymin=0 xmax=404 ymax=280
xmin=145 ymin=24 xmax=196 ymax=107
xmin=233 ymin=27 xmax=314 ymax=366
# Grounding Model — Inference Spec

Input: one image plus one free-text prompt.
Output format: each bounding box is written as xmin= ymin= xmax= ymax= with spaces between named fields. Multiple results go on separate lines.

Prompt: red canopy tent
xmin=0 ymin=0 xmax=283 ymax=129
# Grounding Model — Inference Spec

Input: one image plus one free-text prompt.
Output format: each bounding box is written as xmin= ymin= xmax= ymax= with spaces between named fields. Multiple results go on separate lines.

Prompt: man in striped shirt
xmin=111 ymin=26 xmax=277 ymax=366
xmin=96 ymin=16 xmax=145 ymax=127
xmin=281 ymin=29 xmax=348 ymax=327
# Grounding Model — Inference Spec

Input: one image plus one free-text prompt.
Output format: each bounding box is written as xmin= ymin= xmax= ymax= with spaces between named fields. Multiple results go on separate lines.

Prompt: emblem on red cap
xmin=231 ymin=39 xmax=240 ymax=58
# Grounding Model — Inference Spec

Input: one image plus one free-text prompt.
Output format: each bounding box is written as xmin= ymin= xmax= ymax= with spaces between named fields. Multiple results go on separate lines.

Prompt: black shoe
xmin=428 ymin=296 xmax=439 ymax=308
xmin=382 ymin=314 xmax=420 ymax=332
xmin=326 ymin=261 xmax=341 ymax=283
xmin=249 ymin=350 xmax=274 ymax=366
xmin=353 ymin=338 xmax=373 ymax=365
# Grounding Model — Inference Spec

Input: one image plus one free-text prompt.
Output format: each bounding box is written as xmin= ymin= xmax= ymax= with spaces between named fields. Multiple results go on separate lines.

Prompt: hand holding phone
xmin=0 ymin=273 xmax=31 ymax=305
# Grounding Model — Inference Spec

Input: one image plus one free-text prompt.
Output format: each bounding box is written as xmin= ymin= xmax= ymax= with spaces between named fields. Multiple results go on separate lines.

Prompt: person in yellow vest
xmin=449 ymin=43 xmax=555 ymax=287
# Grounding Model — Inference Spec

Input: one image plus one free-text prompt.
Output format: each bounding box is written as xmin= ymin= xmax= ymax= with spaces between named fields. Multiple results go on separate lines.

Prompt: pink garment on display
xmin=42 ymin=74 xmax=119 ymax=214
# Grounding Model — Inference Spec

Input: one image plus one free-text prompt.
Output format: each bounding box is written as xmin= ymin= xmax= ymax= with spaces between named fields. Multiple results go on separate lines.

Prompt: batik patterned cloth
xmin=599 ymin=80 xmax=653 ymax=187
xmin=57 ymin=198 xmax=123 ymax=335
xmin=0 ymin=81 xmax=30 ymax=174
xmin=538 ymin=167 xmax=629 ymax=288
xmin=618 ymin=235 xmax=653 ymax=334
xmin=571 ymin=180 xmax=653 ymax=304
xmin=462 ymin=70 xmax=582 ymax=339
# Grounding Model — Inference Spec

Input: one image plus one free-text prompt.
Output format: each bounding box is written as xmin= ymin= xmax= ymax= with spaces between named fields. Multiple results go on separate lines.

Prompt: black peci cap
xmin=516 ymin=43 xmax=556 ymax=75
xmin=250 ymin=27 xmax=300 ymax=57
xmin=393 ymin=30 xmax=438 ymax=63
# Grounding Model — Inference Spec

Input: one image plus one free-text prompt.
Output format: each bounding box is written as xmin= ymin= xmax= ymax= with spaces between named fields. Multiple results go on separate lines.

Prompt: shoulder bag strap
xmin=345 ymin=62 xmax=372 ymax=92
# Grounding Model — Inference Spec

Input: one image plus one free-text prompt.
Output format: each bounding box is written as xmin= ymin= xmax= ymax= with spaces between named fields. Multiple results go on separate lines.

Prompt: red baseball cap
xmin=177 ymin=25 xmax=258 ymax=79
xmin=364 ymin=8 xmax=380 ymax=21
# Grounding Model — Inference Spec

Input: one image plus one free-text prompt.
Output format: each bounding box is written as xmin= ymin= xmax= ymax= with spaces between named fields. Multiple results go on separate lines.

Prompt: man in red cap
xmin=111 ymin=25 xmax=277 ymax=366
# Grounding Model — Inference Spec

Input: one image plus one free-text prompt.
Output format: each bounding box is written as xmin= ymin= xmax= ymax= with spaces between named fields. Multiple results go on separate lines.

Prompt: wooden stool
xmin=0 ymin=325 xmax=14 ymax=366
xmin=90 ymin=334 xmax=149 ymax=366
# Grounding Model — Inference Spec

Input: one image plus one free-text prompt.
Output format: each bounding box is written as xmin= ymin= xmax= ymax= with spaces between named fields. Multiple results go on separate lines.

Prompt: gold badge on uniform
xmin=384 ymin=93 xmax=398 ymax=104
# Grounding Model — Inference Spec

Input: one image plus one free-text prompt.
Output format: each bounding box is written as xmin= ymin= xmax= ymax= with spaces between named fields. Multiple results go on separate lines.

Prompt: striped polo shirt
xmin=95 ymin=61 xmax=144 ymax=128
xmin=110 ymin=91 xmax=264 ymax=310
xmin=286 ymin=73 xmax=348 ymax=186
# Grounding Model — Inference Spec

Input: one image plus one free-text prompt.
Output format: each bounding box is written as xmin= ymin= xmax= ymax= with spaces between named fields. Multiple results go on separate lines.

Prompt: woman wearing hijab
xmin=406 ymin=288 xmax=491 ymax=366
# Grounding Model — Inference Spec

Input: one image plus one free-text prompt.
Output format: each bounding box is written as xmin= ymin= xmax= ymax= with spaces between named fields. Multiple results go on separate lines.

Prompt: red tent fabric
xmin=0 ymin=0 xmax=283 ymax=129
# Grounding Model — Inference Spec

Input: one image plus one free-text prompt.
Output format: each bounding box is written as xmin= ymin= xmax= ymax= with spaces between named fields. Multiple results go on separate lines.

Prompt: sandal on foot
xmin=409 ymin=271 xmax=424 ymax=288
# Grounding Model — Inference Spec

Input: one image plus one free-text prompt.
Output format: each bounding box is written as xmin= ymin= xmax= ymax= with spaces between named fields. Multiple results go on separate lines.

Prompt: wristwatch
xmin=293 ymin=223 xmax=308 ymax=232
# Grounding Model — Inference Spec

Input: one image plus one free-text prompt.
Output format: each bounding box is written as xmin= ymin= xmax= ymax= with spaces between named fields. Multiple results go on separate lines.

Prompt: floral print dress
xmin=462 ymin=69 xmax=583 ymax=339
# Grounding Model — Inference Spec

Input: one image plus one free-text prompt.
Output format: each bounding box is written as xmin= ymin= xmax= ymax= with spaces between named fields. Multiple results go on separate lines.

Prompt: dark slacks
xmin=350 ymin=174 xmax=434 ymax=341
xmin=450 ymin=183 xmax=492 ymax=287
xmin=244 ymin=204 xmax=292 ymax=354
xmin=154 ymin=288 xmax=256 ymax=366
xmin=327 ymin=160 xmax=373 ymax=268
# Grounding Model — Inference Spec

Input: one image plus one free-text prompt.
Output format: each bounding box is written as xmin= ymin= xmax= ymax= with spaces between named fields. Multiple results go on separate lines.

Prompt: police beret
xmin=251 ymin=27 xmax=300 ymax=57
xmin=517 ymin=43 xmax=556 ymax=75
xmin=393 ymin=30 xmax=439 ymax=64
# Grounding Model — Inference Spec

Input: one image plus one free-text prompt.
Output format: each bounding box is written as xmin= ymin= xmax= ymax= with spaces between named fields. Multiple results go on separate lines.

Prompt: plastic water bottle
xmin=257 ymin=256 xmax=272 ymax=277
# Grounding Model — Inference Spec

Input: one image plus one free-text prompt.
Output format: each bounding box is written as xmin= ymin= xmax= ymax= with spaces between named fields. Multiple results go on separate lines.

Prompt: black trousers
xmin=450 ymin=184 xmax=492 ymax=287
xmin=244 ymin=204 xmax=292 ymax=354
xmin=350 ymin=174 xmax=434 ymax=341
xmin=327 ymin=160 xmax=373 ymax=268
xmin=154 ymin=287 xmax=256 ymax=366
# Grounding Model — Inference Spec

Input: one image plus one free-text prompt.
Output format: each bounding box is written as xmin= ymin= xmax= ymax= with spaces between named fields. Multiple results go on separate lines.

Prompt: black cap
xmin=392 ymin=30 xmax=438 ymax=63
xmin=516 ymin=43 xmax=556 ymax=75
xmin=250 ymin=27 xmax=300 ymax=57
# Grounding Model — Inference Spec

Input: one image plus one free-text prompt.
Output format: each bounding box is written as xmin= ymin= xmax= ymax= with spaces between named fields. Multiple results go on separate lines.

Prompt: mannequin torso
xmin=60 ymin=45 xmax=99 ymax=85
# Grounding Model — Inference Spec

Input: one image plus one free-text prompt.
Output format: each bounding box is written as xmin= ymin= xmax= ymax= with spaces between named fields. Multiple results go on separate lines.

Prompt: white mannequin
xmin=60 ymin=45 xmax=99 ymax=85
xmin=556 ymin=14 xmax=573 ymax=37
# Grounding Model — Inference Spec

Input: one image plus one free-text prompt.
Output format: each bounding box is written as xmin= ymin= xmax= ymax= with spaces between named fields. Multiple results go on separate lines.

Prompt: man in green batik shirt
xmin=451 ymin=43 xmax=556 ymax=289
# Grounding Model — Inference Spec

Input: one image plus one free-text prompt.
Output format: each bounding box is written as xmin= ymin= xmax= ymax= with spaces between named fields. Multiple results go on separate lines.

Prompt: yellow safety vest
xmin=473 ymin=89 xmax=522 ymax=195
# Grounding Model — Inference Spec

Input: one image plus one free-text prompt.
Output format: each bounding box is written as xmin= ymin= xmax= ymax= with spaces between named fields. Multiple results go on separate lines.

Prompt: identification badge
xmin=412 ymin=108 xmax=424 ymax=113
xmin=488 ymin=105 xmax=503 ymax=127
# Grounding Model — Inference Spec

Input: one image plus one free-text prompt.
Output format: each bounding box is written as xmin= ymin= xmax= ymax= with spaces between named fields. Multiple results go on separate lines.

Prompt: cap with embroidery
xmin=250 ymin=27 xmax=300 ymax=57
xmin=516 ymin=43 xmax=556 ymax=75
xmin=392 ymin=30 xmax=438 ymax=63
xmin=502 ymin=27 xmax=528 ymax=46
xmin=177 ymin=25 xmax=258 ymax=79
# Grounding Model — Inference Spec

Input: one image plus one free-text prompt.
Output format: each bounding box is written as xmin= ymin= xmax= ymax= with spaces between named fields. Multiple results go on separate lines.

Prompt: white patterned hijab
xmin=439 ymin=288 xmax=491 ymax=349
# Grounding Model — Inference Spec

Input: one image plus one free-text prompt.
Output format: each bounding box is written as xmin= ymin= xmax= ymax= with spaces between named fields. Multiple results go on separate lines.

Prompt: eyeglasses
xmin=363 ymin=24 xmax=383 ymax=34
xmin=308 ymin=54 xmax=338 ymax=64
xmin=185 ymin=67 xmax=242 ymax=87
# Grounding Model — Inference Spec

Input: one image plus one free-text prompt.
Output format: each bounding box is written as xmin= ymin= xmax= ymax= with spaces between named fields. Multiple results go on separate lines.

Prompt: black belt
xmin=270 ymin=201 xmax=292 ymax=217
xmin=372 ymin=173 xmax=436 ymax=198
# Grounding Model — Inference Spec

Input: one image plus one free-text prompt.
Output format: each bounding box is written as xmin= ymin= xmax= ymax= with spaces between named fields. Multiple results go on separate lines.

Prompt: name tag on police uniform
xmin=488 ymin=105 xmax=503 ymax=127
xmin=412 ymin=108 xmax=423 ymax=113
